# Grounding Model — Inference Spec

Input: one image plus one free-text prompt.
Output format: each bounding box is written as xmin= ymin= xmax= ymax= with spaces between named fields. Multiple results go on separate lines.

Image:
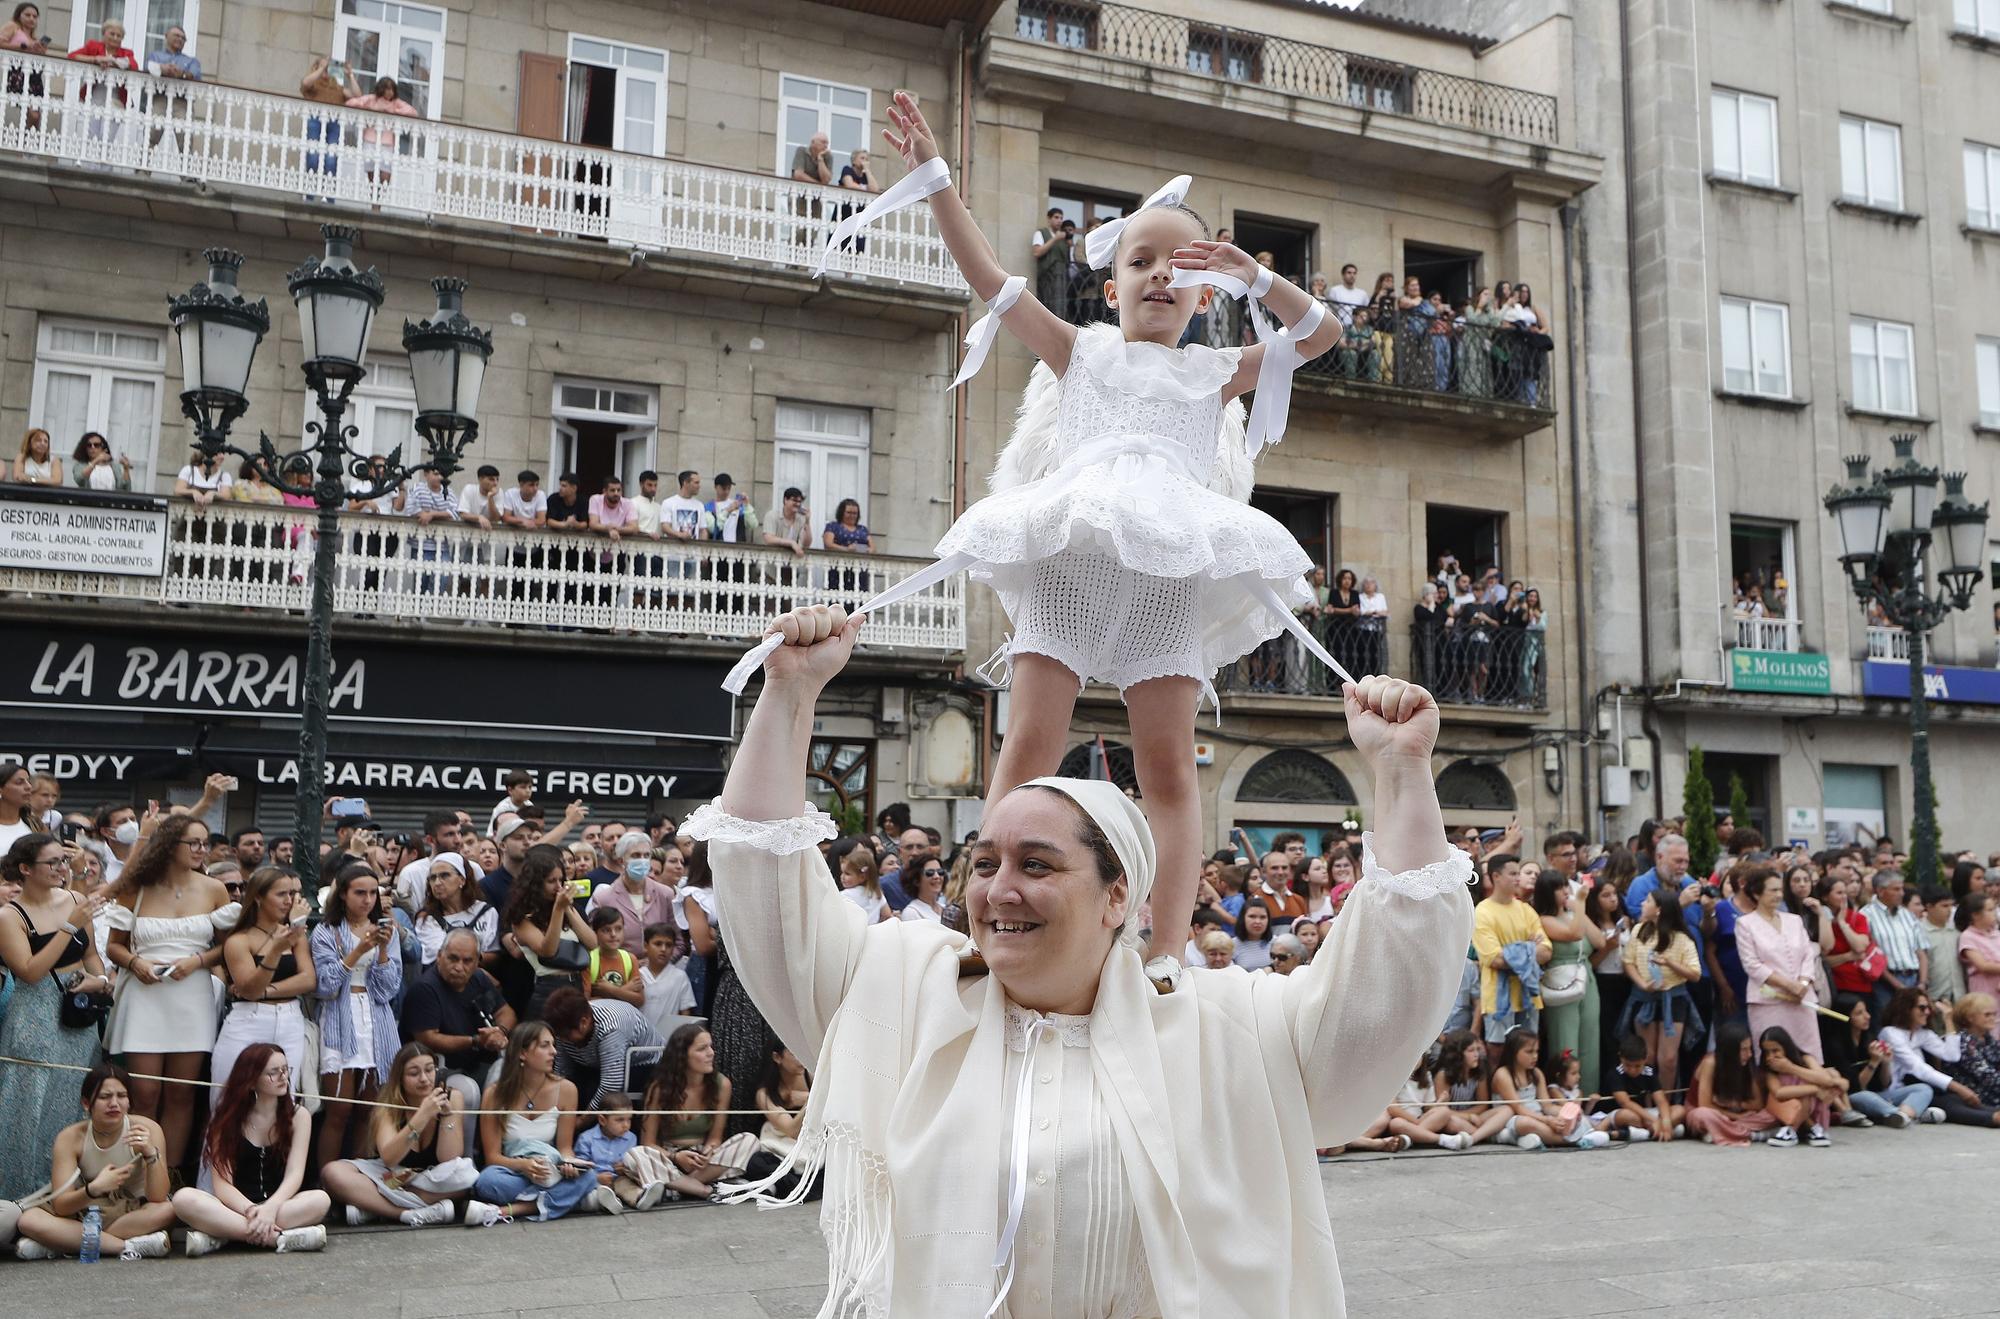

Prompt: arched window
xmin=1055 ymin=741 xmax=1140 ymax=795
xmin=1238 ymin=749 xmax=1357 ymax=805
xmin=1435 ymin=759 xmax=1516 ymax=812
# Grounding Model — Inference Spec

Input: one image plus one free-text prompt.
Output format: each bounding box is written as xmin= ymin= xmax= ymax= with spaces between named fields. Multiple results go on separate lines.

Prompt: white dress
xmin=935 ymin=324 xmax=1313 ymax=697
xmin=105 ymin=898 xmax=241 ymax=1054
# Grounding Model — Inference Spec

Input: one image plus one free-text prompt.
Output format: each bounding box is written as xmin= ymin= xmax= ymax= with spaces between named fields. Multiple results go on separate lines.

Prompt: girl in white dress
xmin=735 ymin=93 xmax=1352 ymax=961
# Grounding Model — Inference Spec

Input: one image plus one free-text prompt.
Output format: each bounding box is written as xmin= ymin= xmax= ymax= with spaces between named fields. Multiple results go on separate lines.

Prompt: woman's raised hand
xmin=1169 ymin=239 xmax=1258 ymax=284
xmin=882 ymin=90 xmax=938 ymax=170
xmin=763 ymin=605 xmax=864 ymax=691
xmin=1342 ymin=675 xmax=1440 ymax=766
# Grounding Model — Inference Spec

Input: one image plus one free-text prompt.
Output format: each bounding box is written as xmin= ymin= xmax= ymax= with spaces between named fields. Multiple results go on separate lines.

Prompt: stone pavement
xmin=6 ymin=1124 xmax=1997 ymax=1318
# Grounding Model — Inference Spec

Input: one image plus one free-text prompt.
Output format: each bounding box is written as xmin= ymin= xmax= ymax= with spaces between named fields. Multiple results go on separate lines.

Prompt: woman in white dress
xmin=103 ymin=813 xmax=240 ymax=1173
xmin=687 ymin=606 xmax=1472 ymax=1318
xmin=11 ymin=427 xmax=60 ymax=485
xmin=900 ymin=854 xmax=947 ymax=922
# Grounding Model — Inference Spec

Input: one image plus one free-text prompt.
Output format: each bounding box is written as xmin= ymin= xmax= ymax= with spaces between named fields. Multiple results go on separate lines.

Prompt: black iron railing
xmin=1412 ymin=620 xmax=1547 ymax=709
xmin=1216 ymin=617 xmax=1390 ymax=697
xmin=1010 ymin=0 xmax=1560 ymax=144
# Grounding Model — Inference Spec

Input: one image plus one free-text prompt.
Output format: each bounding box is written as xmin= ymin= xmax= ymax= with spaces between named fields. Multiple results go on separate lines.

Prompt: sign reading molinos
xmin=2 ymin=623 xmax=731 ymax=741
xmin=0 ymin=486 xmax=170 ymax=576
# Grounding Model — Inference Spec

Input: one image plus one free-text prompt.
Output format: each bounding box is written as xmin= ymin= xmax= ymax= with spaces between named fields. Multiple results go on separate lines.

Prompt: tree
xmin=1683 ymin=746 xmax=1720 ymax=878
xmin=1726 ymin=772 xmax=1751 ymax=838
xmin=1902 ymin=773 xmax=1942 ymax=891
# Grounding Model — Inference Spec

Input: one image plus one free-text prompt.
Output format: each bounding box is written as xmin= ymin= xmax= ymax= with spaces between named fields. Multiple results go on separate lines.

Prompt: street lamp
xmin=1823 ymin=433 xmax=1990 ymax=893
xmin=168 ymin=225 xmax=490 ymax=897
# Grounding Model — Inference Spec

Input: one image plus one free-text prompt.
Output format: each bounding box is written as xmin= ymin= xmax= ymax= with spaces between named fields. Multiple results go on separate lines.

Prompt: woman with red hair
xmin=169 ymin=1045 xmax=329 ymax=1255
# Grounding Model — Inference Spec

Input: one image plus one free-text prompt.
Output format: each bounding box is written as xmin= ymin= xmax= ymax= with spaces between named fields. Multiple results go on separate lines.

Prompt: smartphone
xmin=58 ymin=820 xmax=83 ymax=844
xmin=568 ymin=877 xmax=592 ymax=899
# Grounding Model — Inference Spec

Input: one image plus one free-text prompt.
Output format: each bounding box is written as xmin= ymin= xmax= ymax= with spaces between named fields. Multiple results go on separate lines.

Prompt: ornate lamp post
xmin=1824 ymin=434 xmax=1990 ymax=891
xmin=168 ymin=226 xmax=492 ymax=896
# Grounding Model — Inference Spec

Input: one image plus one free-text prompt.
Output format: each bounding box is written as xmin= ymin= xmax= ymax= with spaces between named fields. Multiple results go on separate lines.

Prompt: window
xmin=1719 ymin=297 xmax=1793 ymax=398
xmin=777 ymin=75 xmax=870 ymax=181
xmin=334 ymin=0 xmax=445 ymax=119
xmin=1730 ymin=517 xmax=1798 ymax=626
xmin=1978 ymin=337 xmax=2000 ymax=428
xmin=1839 ymin=115 xmax=1903 ymax=210
xmin=1846 ymin=0 xmax=1893 ymax=11
xmin=29 ymin=318 xmax=167 ymax=490
xmin=1822 ymin=764 xmax=1887 ymax=848
xmin=549 ymin=379 xmax=658 ymax=497
xmin=566 ymin=36 xmax=668 ymax=156
xmin=70 ymin=0 xmax=200 ymax=58
xmin=1959 ymin=0 xmax=2000 ymax=39
xmin=1015 ymin=0 xmax=1096 ymax=49
xmin=1849 ymin=317 xmax=1916 ymax=415
xmin=1967 ymin=143 xmax=2000 ymax=230
xmin=301 ymin=361 xmax=417 ymax=464
xmin=1187 ymin=27 xmax=1262 ymax=82
xmin=1711 ymin=89 xmax=1780 ymax=187
xmin=1253 ymin=490 xmax=1337 ymax=573
xmin=1425 ymin=504 xmax=1504 ymax=586
xmin=773 ymin=402 xmax=870 ymax=532
xmin=1344 ymin=56 xmax=1413 ymax=114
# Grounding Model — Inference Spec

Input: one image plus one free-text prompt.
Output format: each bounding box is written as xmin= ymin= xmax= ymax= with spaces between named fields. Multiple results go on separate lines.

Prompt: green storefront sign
xmin=1730 ymin=649 xmax=1833 ymax=695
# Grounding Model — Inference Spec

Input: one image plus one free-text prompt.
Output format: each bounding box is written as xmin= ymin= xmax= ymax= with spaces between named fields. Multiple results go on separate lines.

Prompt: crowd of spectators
xmin=4 ymin=755 xmax=2000 ymax=1263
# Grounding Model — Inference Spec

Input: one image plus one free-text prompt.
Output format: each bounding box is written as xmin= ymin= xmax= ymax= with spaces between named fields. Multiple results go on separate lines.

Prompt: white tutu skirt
xmin=936 ymin=448 xmax=1313 ymax=690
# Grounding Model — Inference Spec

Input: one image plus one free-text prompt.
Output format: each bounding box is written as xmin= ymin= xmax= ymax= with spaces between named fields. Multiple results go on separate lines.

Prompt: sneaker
xmin=1671 ymin=1123 xmax=1685 ymax=1138
xmin=1625 ymin=1127 xmax=1652 ymax=1143
xmin=399 ymin=1200 xmax=456 ymax=1228
xmin=1767 ymin=1126 xmax=1798 ymax=1148
xmin=344 ymin=1205 xmax=375 ymax=1227
xmin=1922 ymin=1107 xmax=1947 ymax=1124
xmin=1836 ymin=1108 xmax=1872 ymax=1128
xmin=1575 ymin=1131 xmax=1612 ymax=1149
xmin=183 ymin=1229 xmax=224 ymax=1259
xmin=462 ymin=1200 xmax=509 ymax=1229
xmin=1516 ymin=1133 xmax=1544 ymax=1151
xmin=1437 ymin=1132 xmax=1469 ymax=1151
xmin=119 ymin=1231 xmax=169 ymax=1260
xmin=1883 ymin=1109 xmax=1913 ymax=1129
xmin=1806 ymin=1123 xmax=1831 ymax=1148
xmin=587 ymin=1185 xmax=623 ymax=1216
xmin=1492 ymin=1127 xmax=1519 ymax=1146
xmin=274 ymin=1225 xmax=326 ymax=1254
xmin=14 ymin=1238 xmax=58 ymax=1261
xmin=633 ymin=1181 xmax=668 ymax=1210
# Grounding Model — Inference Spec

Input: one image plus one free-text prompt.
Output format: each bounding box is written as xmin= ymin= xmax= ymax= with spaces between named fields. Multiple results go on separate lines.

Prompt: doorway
xmin=564 ymin=35 xmax=669 ymax=242
xmin=1425 ymin=504 xmax=1505 ymax=584
xmin=550 ymin=379 xmax=658 ymax=498
xmin=1402 ymin=241 xmax=1480 ymax=305
xmin=1231 ymin=215 xmax=1314 ymax=290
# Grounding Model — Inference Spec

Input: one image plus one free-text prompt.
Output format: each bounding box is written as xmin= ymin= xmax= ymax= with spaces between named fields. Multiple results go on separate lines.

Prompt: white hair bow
xmin=1082 ymin=174 xmax=1194 ymax=270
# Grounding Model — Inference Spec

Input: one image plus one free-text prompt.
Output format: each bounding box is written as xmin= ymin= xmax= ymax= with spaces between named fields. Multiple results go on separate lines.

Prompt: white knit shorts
xmin=1005 ymin=553 xmax=1206 ymax=694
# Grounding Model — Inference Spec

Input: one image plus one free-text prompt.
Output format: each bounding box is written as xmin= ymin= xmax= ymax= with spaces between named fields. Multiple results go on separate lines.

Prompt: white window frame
xmin=1849 ymin=316 xmax=1917 ymax=417
xmin=776 ymin=73 xmax=872 ymax=181
xmin=1839 ymin=115 xmax=1904 ymax=211
xmin=773 ymin=402 xmax=871 ymax=533
xmin=564 ymin=33 xmax=669 ymax=158
xmin=1730 ymin=516 xmax=1800 ymax=623
xmin=1847 ymin=0 xmax=1894 ymax=12
xmin=333 ymin=0 xmax=446 ymax=121
xmin=28 ymin=317 xmax=168 ymax=491
xmin=549 ymin=378 xmax=659 ymax=494
xmin=1959 ymin=0 xmax=2000 ymax=39
xmin=299 ymin=360 xmax=419 ymax=468
xmin=69 ymin=0 xmax=202 ymax=59
xmin=1710 ymin=88 xmax=1780 ymax=188
xmin=1977 ymin=336 xmax=2000 ymax=430
xmin=1720 ymin=296 xmax=1794 ymax=399
xmin=1967 ymin=142 xmax=2000 ymax=231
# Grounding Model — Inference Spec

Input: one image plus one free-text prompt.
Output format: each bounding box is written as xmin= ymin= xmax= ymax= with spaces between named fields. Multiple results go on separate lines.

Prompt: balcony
xmin=0 ymin=499 xmax=964 ymax=660
xmin=1732 ymin=615 xmax=1802 ymax=653
xmin=1213 ymin=617 xmax=1548 ymax=713
xmin=985 ymin=1 xmax=1598 ymax=194
xmin=1867 ymin=624 xmax=1911 ymax=662
xmin=0 ymin=53 xmax=962 ymax=296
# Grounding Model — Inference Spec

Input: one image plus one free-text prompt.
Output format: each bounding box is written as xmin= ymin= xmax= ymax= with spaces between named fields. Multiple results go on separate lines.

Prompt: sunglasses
xmin=922 ymin=867 xmax=945 ymax=877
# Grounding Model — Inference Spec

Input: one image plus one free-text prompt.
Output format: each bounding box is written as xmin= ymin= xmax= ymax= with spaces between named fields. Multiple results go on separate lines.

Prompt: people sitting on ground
xmin=1353 ymin=1057 xmax=1471 ymax=1153
xmin=583 ymin=908 xmax=645 ymax=1009
xmin=1755 ymin=1025 xmax=1839 ymax=1148
xmin=1430 ymin=1029 xmax=1513 ymax=1147
xmin=470 ymin=1021 xmax=597 ymax=1225
xmin=171 ymin=1045 xmax=329 ymax=1255
xmin=13 ymin=1063 xmax=173 ymax=1261
xmin=639 ymin=1023 xmax=761 ymax=1201
xmin=1686 ymin=1021 xmax=1776 ymax=1146
xmin=311 ymin=861 xmax=403 ymax=1167
xmin=213 ymin=866 xmax=317 ymax=1095
xmin=636 ymin=921 xmax=696 ymax=1034
xmin=754 ymin=1043 xmax=812 ymax=1162
xmin=1945 ymin=994 xmax=2000 ymax=1126
xmin=1598 ymin=1032 xmax=1683 ymax=1142
xmin=321 ymin=1040 xmax=478 ymax=1227
xmin=398 ymin=928 xmax=516 ymax=1111
xmin=1489 ymin=1027 xmax=1600 ymax=1148
xmin=1877 ymin=987 xmax=1960 ymax=1125
xmin=573 ymin=1092 xmax=675 ymax=1212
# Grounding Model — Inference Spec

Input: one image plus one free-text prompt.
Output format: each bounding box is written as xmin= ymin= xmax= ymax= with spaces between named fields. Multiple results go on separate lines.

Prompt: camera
xmin=1698 ymin=882 xmax=1722 ymax=900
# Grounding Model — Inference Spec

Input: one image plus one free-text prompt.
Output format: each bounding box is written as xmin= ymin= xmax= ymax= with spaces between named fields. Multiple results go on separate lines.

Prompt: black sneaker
xmin=1806 ymin=1123 xmax=1830 ymax=1147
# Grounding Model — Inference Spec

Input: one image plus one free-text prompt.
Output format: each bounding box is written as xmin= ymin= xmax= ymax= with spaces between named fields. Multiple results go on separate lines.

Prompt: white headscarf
xmin=1019 ymin=775 xmax=1156 ymax=947
xmin=428 ymin=850 xmax=467 ymax=878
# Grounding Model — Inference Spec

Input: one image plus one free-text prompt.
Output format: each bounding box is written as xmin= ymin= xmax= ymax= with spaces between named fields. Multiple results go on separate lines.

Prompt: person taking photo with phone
xmin=310 ymin=862 xmax=402 ymax=1168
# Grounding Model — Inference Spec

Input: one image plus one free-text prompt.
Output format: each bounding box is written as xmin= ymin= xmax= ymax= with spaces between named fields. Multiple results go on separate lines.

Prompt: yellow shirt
xmin=1622 ymin=930 xmax=1698 ymax=991
xmin=1472 ymin=897 xmax=1548 ymax=1013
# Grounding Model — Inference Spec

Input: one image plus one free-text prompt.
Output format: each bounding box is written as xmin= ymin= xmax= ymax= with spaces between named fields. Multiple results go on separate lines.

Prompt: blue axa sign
xmin=1862 ymin=661 xmax=2000 ymax=706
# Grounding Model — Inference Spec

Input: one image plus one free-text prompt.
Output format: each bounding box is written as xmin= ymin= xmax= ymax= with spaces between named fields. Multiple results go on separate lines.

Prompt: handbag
xmin=1539 ymin=960 xmax=1588 ymax=1007
xmin=1857 ymin=943 xmax=1888 ymax=983
xmin=541 ymin=936 xmax=591 ymax=974
xmin=60 ymin=985 xmax=113 ymax=1030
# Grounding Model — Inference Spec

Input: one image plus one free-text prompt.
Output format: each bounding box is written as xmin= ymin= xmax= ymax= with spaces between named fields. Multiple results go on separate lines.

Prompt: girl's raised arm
xmin=883 ymin=91 xmax=1077 ymax=376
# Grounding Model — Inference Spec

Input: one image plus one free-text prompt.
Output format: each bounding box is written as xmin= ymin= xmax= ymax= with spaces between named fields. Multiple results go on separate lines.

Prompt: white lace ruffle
xmin=1003 ymin=1001 xmax=1094 ymax=1050
xmin=680 ymin=801 xmax=839 ymax=857
xmin=1359 ymin=833 xmax=1475 ymax=901
xmin=1069 ymin=324 xmax=1241 ymax=403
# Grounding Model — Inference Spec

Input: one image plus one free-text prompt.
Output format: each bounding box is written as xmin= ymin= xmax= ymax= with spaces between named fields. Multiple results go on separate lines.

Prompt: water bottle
xmin=78 ymin=1205 xmax=102 ymax=1264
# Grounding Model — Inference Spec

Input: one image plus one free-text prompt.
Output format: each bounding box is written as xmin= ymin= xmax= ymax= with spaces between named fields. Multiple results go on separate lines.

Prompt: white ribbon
xmin=949 ymin=275 xmax=1026 ymax=390
xmin=811 ymin=155 xmax=954 ymax=279
xmin=1167 ymin=268 xmax=1325 ymax=455
xmin=1083 ymin=173 xmax=1194 ymax=270
xmin=986 ymin=1014 xmax=1050 ymax=1318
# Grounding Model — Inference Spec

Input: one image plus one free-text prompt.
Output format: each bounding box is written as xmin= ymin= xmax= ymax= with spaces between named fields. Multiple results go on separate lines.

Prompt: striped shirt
xmin=1863 ymin=898 xmax=1926 ymax=974
xmin=555 ymin=998 xmax=663 ymax=1108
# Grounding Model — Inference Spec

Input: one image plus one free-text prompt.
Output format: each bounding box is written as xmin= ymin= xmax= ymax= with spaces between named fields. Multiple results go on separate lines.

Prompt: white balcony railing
xmin=1867 ymin=625 xmax=1910 ymax=662
xmin=0 ymin=53 xmax=961 ymax=292
xmin=1732 ymin=614 xmax=1801 ymax=653
xmin=0 ymin=501 xmax=965 ymax=654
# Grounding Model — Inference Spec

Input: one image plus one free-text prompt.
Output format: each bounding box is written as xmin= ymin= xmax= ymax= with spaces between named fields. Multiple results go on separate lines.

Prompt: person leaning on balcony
xmin=175 ymin=449 xmax=232 ymax=505
xmin=231 ymin=460 xmax=283 ymax=505
xmin=70 ymin=431 xmax=129 ymax=490
xmin=345 ymin=75 xmax=419 ymax=181
xmin=67 ymin=18 xmax=138 ymax=77
xmin=764 ymin=486 xmax=811 ymax=558
xmin=12 ymin=427 xmax=58 ymax=484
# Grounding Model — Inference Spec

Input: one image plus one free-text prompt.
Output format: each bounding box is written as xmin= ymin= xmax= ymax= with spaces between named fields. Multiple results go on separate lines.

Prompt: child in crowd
xmin=637 ymin=922 xmax=697 ymax=1034
xmin=1756 ymin=1026 xmax=1838 ymax=1148
xmin=1599 ymin=1033 xmax=1684 ymax=1142
xmin=1378 ymin=1056 xmax=1472 ymax=1151
xmin=583 ymin=910 xmax=644 ymax=1010
xmin=1488 ymin=1028 xmax=1594 ymax=1149
xmin=1546 ymin=1049 xmax=1612 ymax=1145
xmin=572 ymin=1095 xmax=670 ymax=1212
xmin=1431 ymin=1030 xmax=1512 ymax=1147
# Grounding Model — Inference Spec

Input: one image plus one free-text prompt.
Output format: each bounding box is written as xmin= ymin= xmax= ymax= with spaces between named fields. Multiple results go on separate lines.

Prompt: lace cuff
xmin=1359 ymin=832 xmax=1474 ymax=901
xmin=680 ymin=801 xmax=839 ymax=857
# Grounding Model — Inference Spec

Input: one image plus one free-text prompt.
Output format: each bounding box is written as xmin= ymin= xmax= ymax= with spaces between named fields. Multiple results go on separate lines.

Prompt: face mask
xmin=625 ymin=858 xmax=651 ymax=882
xmin=113 ymin=820 xmax=141 ymax=846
